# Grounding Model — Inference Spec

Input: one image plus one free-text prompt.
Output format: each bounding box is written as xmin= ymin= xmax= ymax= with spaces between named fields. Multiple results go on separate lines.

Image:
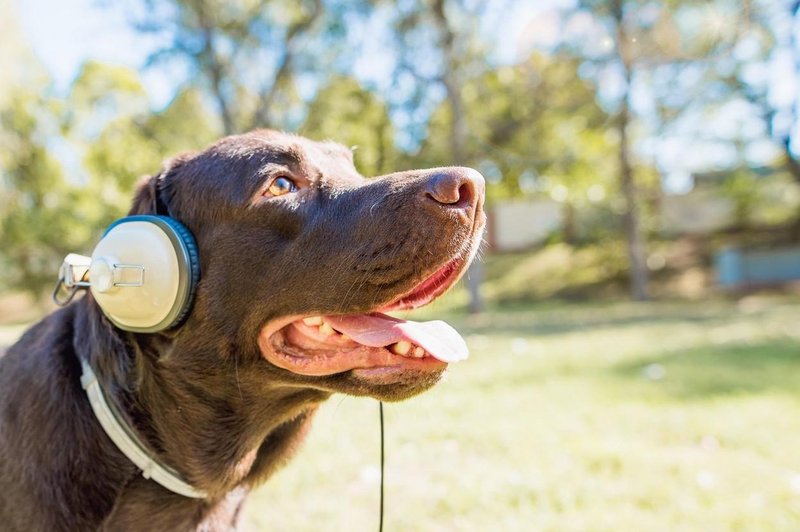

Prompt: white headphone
xmin=54 ymin=215 xmax=200 ymax=333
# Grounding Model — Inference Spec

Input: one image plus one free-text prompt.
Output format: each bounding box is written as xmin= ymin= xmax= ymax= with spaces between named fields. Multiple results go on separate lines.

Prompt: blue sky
xmin=14 ymin=0 xmax=176 ymax=107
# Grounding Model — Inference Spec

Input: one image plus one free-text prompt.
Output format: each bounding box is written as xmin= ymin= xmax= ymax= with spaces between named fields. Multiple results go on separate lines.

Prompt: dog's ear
xmin=128 ymin=154 xmax=192 ymax=216
xmin=128 ymin=173 xmax=162 ymax=216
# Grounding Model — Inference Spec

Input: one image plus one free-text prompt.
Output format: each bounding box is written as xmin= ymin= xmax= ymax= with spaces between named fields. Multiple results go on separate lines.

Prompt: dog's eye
xmin=266 ymin=176 xmax=297 ymax=197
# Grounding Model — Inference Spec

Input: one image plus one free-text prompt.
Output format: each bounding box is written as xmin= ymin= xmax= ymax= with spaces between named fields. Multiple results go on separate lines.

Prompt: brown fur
xmin=0 ymin=130 xmax=484 ymax=531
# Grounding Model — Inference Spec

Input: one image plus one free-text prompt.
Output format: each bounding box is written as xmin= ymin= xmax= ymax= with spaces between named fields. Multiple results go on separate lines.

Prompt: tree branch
xmin=249 ymin=0 xmax=323 ymax=130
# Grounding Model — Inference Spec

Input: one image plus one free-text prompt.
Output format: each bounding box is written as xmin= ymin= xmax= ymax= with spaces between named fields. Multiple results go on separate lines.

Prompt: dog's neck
xmin=73 ymin=298 xmax=328 ymax=516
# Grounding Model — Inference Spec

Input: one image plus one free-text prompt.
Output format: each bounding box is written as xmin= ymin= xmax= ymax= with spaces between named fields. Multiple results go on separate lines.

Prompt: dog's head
xmin=128 ymin=130 xmax=485 ymax=401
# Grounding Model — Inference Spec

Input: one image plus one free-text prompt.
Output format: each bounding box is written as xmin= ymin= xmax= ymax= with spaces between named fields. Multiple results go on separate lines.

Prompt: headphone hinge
xmin=53 ymin=254 xmax=92 ymax=306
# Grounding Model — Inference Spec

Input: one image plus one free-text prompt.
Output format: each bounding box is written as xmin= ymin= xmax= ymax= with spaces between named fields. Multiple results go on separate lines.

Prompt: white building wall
xmin=490 ymin=200 xmax=563 ymax=251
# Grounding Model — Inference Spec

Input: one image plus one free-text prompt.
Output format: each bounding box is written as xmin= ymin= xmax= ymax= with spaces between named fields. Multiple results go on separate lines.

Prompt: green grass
xmin=4 ymin=289 xmax=800 ymax=530
xmin=246 ymin=296 xmax=800 ymax=531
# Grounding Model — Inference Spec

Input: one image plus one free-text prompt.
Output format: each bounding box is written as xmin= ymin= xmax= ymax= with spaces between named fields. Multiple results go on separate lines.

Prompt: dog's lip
xmin=256 ymin=219 xmax=484 ymax=378
xmin=379 ymin=208 xmax=487 ymax=312
xmin=255 ymin=256 xmax=468 ymax=377
xmin=259 ymin=320 xmax=447 ymax=377
xmin=379 ymin=255 xmax=467 ymax=312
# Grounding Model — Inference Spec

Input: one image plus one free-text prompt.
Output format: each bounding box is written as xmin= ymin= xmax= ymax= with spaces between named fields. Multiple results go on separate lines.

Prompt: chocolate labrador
xmin=0 ymin=130 xmax=485 ymax=531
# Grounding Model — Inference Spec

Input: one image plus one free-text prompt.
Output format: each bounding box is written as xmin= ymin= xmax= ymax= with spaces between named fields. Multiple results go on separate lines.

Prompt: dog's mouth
xmin=257 ymin=256 xmax=470 ymax=379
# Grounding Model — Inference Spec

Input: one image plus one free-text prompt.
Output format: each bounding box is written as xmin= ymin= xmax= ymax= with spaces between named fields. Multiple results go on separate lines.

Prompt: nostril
xmin=426 ymin=174 xmax=461 ymax=205
xmin=427 ymin=174 xmax=471 ymax=206
xmin=456 ymin=182 xmax=473 ymax=208
xmin=423 ymin=167 xmax=484 ymax=213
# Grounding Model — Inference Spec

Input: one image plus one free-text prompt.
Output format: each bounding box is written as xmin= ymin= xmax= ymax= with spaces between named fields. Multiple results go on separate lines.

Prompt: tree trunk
xmin=563 ymin=202 xmax=576 ymax=245
xmin=782 ymin=136 xmax=800 ymax=185
xmin=248 ymin=0 xmax=321 ymax=131
xmin=197 ymin=13 xmax=234 ymax=135
xmin=789 ymin=1 xmax=800 ymax=188
xmin=432 ymin=0 xmax=484 ymax=313
xmin=614 ymin=0 xmax=649 ymax=301
xmin=618 ymin=99 xmax=649 ymax=301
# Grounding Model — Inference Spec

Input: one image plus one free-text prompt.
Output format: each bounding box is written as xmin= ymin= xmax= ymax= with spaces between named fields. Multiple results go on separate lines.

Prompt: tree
xmin=0 ymin=90 xmax=88 ymax=296
xmin=391 ymin=0 xmax=490 ymax=313
xmin=719 ymin=0 xmax=800 ymax=227
xmin=723 ymin=2 xmax=797 ymax=181
xmin=421 ymin=52 xmax=616 ymax=244
xmin=558 ymin=0 xmax=651 ymax=300
xmin=128 ymin=0 xmax=372 ymax=134
xmin=0 ymin=57 xmax=221 ymax=298
xmin=558 ymin=1 xmax=772 ymax=298
xmin=66 ymin=61 xmax=218 ymax=229
xmin=301 ymin=76 xmax=396 ymax=177
xmin=611 ymin=0 xmax=649 ymax=301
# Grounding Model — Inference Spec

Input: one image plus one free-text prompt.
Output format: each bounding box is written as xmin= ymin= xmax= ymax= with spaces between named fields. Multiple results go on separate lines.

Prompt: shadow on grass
xmin=609 ymin=339 xmax=800 ymax=400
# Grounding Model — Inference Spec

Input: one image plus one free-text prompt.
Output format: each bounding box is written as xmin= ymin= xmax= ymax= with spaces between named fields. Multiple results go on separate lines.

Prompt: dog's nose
xmin=424 ymin=167 xmax=485 ymax=216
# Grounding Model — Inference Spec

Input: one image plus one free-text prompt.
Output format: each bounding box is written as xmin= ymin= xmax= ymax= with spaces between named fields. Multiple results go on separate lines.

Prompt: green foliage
xmin=418 ymin=51 xmax=619 ymax=233
xmin=67 ymin=61 xmax=149 ymax=133
xmin=0 ymin=90 xmax=90 ymax=296
xmin=301 ymin=76 xmax=396 ymax=176
xmin=721 ymin=169 xmax=762 ymax=229
xmin=3 ymin=0 xmax=800 ymax=303
xmin=0 ymin=60 xmax=219 ymax=296
xmin=133 ymin=0 xmax=372 ymax=133
xmin=79 ymin=85 xmax=219 ymax=228
xmin=65 ymin=60 xmax=217 ymax=227
xmin=146 ymin=88 xmax=221 ymax=152
xmin=482 ymin=242 xmax=630 ymax=302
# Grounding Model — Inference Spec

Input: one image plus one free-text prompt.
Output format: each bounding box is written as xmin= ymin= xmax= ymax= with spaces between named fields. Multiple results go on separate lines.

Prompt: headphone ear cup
xmin=90 ymin=215 xmax=200 ymax=333
xmin=155 ymin=216 xmax=200 ymax=330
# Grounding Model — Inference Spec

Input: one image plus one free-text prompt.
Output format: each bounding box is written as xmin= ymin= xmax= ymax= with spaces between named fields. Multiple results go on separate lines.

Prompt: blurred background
xmin=2 ymin=0 xmax=800 ymax=529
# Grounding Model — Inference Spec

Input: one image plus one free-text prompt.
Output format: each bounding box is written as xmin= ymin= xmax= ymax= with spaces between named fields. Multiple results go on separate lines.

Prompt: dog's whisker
xmin=234 ymin=351 xmax=244 ymax=402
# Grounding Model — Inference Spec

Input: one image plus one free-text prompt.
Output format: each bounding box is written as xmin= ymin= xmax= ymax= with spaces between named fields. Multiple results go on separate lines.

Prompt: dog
xmin=0 ymin=130 xmax=485 ymax=531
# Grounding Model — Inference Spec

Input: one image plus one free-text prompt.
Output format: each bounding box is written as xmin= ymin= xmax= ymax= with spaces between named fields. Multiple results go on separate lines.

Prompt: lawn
xmin=2 ymin=294 xmax=799 ymax=530
xmin=246 ymin=295 xmax=800 ymax=531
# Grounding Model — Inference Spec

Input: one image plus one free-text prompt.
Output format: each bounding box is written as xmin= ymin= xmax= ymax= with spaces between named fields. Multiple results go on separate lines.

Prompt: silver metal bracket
xmin=53 ymin=254 xmax=92 ymax=306
xmin=53 ymin=254 xmax=147 ymax=306
xmin=111 ymin=264 xmax=145 ymax=288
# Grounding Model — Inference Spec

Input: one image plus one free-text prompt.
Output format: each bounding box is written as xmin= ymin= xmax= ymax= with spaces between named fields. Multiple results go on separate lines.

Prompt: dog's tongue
xmin=324 ymin=313 xmax=468 ymax=363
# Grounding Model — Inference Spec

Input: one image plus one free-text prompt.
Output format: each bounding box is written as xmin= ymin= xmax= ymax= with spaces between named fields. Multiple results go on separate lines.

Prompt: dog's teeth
xmin=413 ymin=347 xmax=425 ymax=358
xmin=303 ymin=317 xmax=323 ymax=326
xmin=391 ymin=341 xmax=412 ymax=356
xmin=319 ymin=322 xmax=334 ymax=336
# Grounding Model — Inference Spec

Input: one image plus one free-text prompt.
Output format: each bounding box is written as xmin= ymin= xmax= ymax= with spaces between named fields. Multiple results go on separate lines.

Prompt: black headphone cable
xmin=379 ymin=401 xmax=385 ymax=532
